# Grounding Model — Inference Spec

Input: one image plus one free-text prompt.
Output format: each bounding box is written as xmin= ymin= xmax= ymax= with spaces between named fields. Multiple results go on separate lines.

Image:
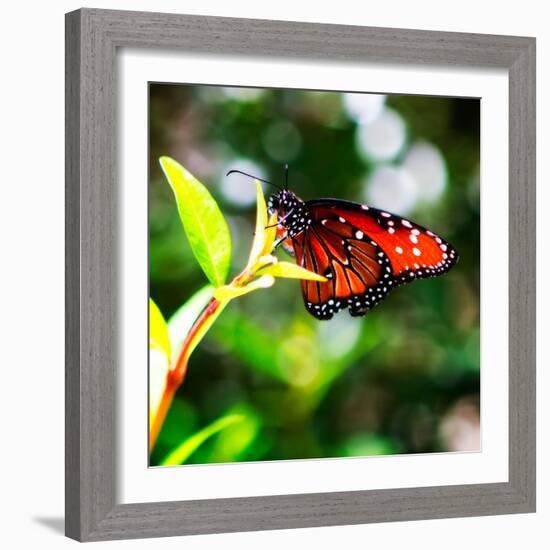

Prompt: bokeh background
xmin=149 ymin=84 xmax=480 ymax=466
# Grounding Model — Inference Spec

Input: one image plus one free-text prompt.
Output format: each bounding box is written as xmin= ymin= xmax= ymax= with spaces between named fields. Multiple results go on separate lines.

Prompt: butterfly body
xmin=267 ymin=190 xmax=312 ymax=238
xmin=268 ymin=190 xmax=458 ymax=320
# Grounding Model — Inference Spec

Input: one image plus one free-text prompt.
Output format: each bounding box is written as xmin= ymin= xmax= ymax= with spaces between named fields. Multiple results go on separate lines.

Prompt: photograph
xmin=148 ymin=83 xmax=481 ymax=467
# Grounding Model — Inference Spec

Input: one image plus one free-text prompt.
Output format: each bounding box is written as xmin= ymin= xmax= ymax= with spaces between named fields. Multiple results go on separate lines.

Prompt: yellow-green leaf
xmin=262 ymin=212 xmax=278 ymax=257
xmin=259 ymin=261 xmax=327 ymax=282
xmin=168 ymin=285 xmax=214 ymax=361
xmin=247 ymin=181 xmax=269 ymax=266
xmin=160 ymin=157 xmax=232 ymax=287
xmin=160 ymin=414 xmax=245 ymax=466
xmin=149 ymin=298 xmax=171 ymax=360
xmin=202 ymin=404 xmax=261 ymax=463
xmin=214 ymin=275 xmax=275 ymax=301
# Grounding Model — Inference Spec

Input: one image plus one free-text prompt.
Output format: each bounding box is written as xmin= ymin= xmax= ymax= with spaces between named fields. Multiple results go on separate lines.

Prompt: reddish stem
xmin=149 ymin=298 xmax=222 ymax=452
xmin=172 ymin=298 xmax=221 ymax=384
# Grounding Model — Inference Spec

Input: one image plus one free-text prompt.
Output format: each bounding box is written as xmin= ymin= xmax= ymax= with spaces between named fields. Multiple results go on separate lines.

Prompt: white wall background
xmin=0 ymin=1 xmax=546 ymax=548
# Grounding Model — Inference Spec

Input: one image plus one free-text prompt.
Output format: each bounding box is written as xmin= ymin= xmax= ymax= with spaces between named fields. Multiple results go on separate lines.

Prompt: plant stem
xmin=149 ymin=297 xmax=226 ymax=453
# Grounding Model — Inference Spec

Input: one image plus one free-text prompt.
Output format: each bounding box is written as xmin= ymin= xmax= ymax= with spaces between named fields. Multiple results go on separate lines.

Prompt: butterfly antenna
xmin=226 ymin=169 xmax=282 ymax=191
xmin=284 ymin=164 xmax=289 ymax=190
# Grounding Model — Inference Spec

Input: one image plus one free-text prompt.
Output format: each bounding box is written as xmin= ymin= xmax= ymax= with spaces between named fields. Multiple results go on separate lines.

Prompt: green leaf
xmin=213 ymin=275 xmax=275 ymax=301
xmin=259 ymin=261 xmax=327 ymax=282
xmin=160 ymin=157 xmax=232 ymax=287
xmin=168 ymin=285 xmax=214 ymax=361
xmin=150 ymin=399 xmax=198 ymax=466
xmin=160 ymin=414 xmax=245 ymax=466
xmin=149 ymin=298 xmax=171 ymax=360
xmin=247 ymin=181 xmax=277 ymax=265
xmin=201 ymin=404 xmax=261 ymax=463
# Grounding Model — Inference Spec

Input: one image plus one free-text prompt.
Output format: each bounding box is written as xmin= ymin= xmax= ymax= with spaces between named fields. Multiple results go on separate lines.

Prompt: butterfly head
xmin=268 ymin=190 xmax=311 ymax=237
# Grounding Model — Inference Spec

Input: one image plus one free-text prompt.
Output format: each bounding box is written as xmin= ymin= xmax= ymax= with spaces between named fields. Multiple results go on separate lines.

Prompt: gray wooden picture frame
xmin=65 ymin=8 xmax=536 ymax=542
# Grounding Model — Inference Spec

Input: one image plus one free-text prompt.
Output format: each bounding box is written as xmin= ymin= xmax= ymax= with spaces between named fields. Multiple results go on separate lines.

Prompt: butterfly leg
xmin=265 ymin=209 xmax=294 ymax=230
xmin=273 ymin=236 xmax=287 ymax=249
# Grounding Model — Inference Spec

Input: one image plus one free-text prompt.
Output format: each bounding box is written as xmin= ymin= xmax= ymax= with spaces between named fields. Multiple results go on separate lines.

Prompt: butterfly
xmin=228 ymin=168 xmax=459 ymax=320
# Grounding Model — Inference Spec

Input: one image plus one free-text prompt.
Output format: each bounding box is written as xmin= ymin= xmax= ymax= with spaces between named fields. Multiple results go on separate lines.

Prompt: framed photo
xmin=65 ymin=8 xmax=536 ymax=542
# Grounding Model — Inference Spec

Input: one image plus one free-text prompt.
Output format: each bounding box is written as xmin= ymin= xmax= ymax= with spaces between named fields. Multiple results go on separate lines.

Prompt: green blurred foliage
xmin=149 ymin=84 xmax=480 ymax=466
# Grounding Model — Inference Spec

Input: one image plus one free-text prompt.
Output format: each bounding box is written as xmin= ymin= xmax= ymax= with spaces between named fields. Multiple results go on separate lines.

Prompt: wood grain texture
xmin=507 ymin=40 xmax=536 ymax=508
xmin=65 ymin=10 xmax=81 ymax=540
xmin=65 ymin=8 xmax=536 ymax=542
